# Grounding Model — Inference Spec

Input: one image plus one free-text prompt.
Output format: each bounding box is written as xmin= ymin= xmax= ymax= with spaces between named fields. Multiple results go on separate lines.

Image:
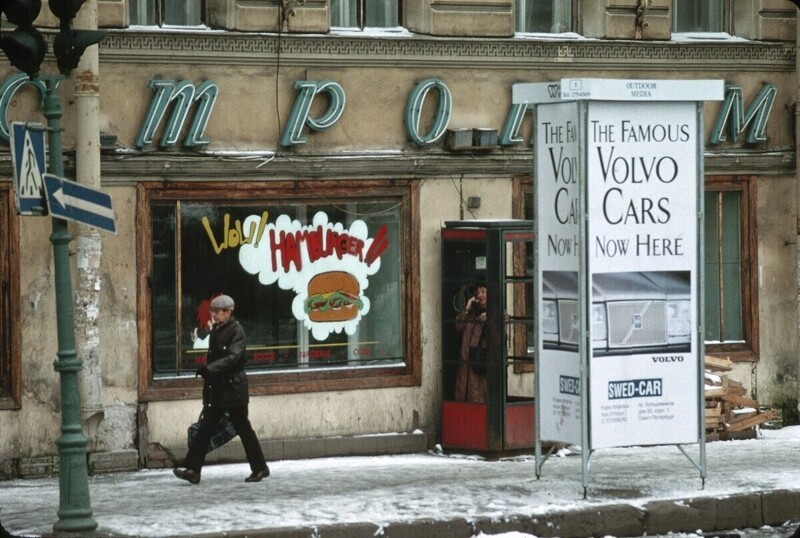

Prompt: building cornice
xmin=99 ymin=30 xmax=795 ymax=71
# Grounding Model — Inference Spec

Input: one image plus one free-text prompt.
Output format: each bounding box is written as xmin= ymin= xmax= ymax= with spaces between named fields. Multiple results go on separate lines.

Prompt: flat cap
xmin=210 ymin=294 xmax=235 ymax=310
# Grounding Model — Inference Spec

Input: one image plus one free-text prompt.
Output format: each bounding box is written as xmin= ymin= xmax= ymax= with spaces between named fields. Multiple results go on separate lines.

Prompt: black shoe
xmin=173 ymin=467 xmax=200 ymax=484
xmin=245 ymin=466 xmax=270 ymax=483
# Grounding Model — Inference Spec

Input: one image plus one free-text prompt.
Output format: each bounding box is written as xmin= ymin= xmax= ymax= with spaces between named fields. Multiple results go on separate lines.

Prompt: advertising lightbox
xmin=535 ymin=101 xmax=581 ymax=446
xmin=523 ymin=78 xmax=724 ymax=488
xmin=586 ymin=101 xmax=699 ymax=448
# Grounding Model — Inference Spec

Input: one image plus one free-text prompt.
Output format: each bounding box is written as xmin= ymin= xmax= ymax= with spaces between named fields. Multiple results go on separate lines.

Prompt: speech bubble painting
xmin=239 ymin=211 xmax=386 ymax=341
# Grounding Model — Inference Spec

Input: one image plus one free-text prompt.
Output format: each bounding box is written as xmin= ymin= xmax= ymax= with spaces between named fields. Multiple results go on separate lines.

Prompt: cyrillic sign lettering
xmin=280 ymin=80 xmax=346 ymax=147
xmin=500 ymin=103 xmax=532 ymax=146
xmin=710 ymin=83 xmax=776 ymax=145
xmin=0 ymin=75 xmax=780 ymax=152
xmin=405 ymin=78 xmax=451 ymax=146
xmin=135 ymin=79 xmax=218 ymax=149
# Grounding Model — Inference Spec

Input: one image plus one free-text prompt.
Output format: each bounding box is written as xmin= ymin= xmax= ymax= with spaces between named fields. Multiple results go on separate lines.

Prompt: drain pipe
xmin=790 ymin=1 xmax=800 ymax=419
xmin=72 ymin=0 xmax=105 ymax=443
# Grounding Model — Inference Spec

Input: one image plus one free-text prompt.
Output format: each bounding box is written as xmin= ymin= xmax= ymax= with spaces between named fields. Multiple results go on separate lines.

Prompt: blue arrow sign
xmin=44 ymin=174 xmax=116 ymax=234
xmin=10 ymin=122 xmax=47 ymax=216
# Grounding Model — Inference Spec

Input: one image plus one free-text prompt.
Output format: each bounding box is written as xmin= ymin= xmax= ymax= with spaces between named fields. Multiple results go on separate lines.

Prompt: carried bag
xmin=187 ymin=410 xmax=238 ymax=453
xmin=468 ymin=346 xmax=488 ymax=375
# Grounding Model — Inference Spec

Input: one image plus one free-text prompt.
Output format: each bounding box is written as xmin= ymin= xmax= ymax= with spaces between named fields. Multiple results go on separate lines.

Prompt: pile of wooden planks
xmin=704 ymin=355 xmax=778 ymax=441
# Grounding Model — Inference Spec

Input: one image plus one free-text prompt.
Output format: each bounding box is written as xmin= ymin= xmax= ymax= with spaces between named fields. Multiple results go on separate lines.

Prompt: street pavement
xmin=0 ymin=426 xmax=799 ymax=538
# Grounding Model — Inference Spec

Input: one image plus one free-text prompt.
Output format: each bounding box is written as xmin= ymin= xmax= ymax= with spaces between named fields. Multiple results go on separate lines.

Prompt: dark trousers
xmin=183 ymin=404 xmax=267 ymax=474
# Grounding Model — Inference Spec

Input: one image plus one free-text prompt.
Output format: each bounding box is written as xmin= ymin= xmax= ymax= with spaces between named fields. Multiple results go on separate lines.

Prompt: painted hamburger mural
xmin=239 ymin=211 xmax=387 ymax=341
xmin=304 ymin=271 xmax=365 ymax=322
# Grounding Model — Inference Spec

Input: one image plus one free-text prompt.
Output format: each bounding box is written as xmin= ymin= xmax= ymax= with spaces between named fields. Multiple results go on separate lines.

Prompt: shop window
xmin=138 ymin=181 xmax=420 ymax=400
xmin=515 ymin=0 xmax=573 ymax=33
xmin=0 ymin=186 xmax=19 ymax=409
xmin=331 ymin=0 xmax=400 ymax=29
xmin=129 ymin=0 xmax=203 ymax=26
xmin=672 ymin=0 xmax=724 ymax=33
xmin=704 ymin=176 xmax=758 ymax=360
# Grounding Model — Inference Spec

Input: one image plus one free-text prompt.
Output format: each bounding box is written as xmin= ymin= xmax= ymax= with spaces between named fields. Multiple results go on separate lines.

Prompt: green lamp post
xmin=0 ymin=0 xmax=104 ymax=533
xmin=44 ymin=72 xmax=97 ymax=534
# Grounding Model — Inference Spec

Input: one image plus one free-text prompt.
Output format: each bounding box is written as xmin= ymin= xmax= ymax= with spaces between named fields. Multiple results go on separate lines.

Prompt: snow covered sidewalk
xmin=1 ymin=427 xmax=799 ymax=537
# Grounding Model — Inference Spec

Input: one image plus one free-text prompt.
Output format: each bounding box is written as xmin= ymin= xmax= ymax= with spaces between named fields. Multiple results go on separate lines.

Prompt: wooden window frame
xmin=672 ymin=0 xmax=729 ymax=33
xmin=136 ymin=180 xmax=421 ymax=402
xmin=513 ymin=175 xmax=532 ymax=223
xmin=515 ymin=0 xmax=577 ymax=33
xmin=129 ymin=0 xmax=206 ymax=27
xmin=704 ymin=175 xmax=758 ymax=362
xmin=330 ymin=0 xmax=402 ymax=29
xmin=0 ymin=185 xmax=20 ymax=410
xmin=512 ymin=175 xmax=534 ymax=373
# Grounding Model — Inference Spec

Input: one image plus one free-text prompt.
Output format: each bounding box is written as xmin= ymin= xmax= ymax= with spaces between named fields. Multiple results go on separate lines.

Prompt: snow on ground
xmin=474 ymin=532 xmax=536 ymax=538
xmin=1 ymin=426 xmax=799 ymax=537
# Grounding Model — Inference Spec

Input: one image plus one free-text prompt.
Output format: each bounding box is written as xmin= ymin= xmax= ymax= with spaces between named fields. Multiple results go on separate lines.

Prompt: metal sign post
xmin=41 ymin=74 xmax=98 ymax=533
xmin=0 ymin=0 xmax=107 ymax=531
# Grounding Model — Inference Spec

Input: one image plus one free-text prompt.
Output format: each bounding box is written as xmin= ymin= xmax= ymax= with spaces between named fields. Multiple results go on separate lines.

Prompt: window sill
xmin=670 ymin=32 xmax=747 ymax=43
xmin=329 ymin=27 xmax=411 ymax=37
xmin=513 ymin=32 xmax=585 ymax=40
xmin=141 ymin=364 xmax=420 ymax=402
xmin=705 ymin=349 xmax=758 ymax=363
xmin=0 ymin=397 xmax=20 ymax=411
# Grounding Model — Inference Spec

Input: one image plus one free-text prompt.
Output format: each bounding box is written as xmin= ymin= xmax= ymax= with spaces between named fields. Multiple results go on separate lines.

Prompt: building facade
xmin=0 ymin=0 xmax=797 ymax=475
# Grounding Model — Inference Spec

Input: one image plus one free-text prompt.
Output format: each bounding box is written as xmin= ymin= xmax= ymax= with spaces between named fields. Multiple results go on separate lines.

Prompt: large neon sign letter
xmin=710 ymin=83 xmax=776 ymax=145
xmin=405 ymin=78 xmax=451 ymax=146
xmin=500 ymin=102 xmax=534 ymax=146
xmin=135 ymin=79 xmax=218 ymax=149
xmin=280 ymin=80 xmax=346 ymax=147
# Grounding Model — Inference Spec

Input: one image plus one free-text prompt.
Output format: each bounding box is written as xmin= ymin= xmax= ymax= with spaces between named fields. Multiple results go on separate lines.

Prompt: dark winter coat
xmin=203 ymin=317 xmax=249 ymax=408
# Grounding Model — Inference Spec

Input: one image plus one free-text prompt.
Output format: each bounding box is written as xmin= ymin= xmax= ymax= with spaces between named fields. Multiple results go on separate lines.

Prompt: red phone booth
xmin=440 ymin=220 xmax=535 ymax=454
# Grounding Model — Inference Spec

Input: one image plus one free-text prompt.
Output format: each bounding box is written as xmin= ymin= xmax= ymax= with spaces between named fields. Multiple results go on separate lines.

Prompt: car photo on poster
xmin=542 ymin=270 xmax=691 ymax=356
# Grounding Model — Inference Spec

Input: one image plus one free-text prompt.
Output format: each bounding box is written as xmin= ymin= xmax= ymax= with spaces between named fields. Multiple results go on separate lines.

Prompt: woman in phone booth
xmin=454 ymin=282 xmax=488 ymax=403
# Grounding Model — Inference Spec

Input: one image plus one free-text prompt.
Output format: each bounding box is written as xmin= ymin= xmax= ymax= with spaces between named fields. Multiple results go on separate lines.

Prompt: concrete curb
xmin=173 ymin=488 xmax=799 ymax=538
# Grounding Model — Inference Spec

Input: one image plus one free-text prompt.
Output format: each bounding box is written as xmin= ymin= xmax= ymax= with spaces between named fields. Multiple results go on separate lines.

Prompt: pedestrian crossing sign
xmin=10 ymin=122 xmax=47 ymax=216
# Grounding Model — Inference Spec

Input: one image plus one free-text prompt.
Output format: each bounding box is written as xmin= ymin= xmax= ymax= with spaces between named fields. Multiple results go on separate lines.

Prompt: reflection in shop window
xmin=704 ymin=176 xmax=757 ymax=360
xmin=705 ymin=189 xmax=743 ymax=342
xmin=331 ymin=0 xmax=399 ymax=29
xmin=516 ymin=0 xmax=572 ymax=33
xmin=150 ymin=197 xmax=405 ymax=377
xmin=672 ymin=0 xmax=724 ymax=33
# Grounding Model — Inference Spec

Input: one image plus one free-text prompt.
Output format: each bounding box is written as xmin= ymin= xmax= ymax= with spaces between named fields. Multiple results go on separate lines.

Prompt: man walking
xmin=174 ymin=294 xmax=270 ymax=484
